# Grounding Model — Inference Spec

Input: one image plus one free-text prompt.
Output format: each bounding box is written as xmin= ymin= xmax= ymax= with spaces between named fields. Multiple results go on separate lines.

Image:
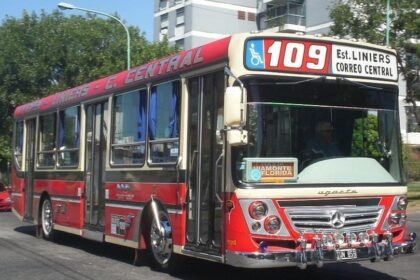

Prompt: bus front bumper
xmin=225 ymin=235 xmax=417 ymax=269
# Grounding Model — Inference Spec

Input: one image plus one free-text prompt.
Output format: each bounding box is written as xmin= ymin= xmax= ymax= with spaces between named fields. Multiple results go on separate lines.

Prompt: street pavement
xmin=0 ymin=210 xmax=419 ymax=280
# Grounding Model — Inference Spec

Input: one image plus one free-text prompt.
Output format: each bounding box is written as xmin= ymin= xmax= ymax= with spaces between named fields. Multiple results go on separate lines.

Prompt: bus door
xmin=186 ymin=71 xmax=225 ymax=255
xmin=84 ymin=101 xmax=108 ymax=237
xmin=24 ymin=118 xmax=36 ymax=220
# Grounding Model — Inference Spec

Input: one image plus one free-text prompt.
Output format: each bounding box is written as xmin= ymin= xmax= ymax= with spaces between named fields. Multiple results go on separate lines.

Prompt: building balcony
xmin=264 ymin=14 xmax=306 ymax=32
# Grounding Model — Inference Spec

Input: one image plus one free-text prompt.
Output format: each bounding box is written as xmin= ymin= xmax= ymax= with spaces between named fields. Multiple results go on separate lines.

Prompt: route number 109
xmin=267 ymin=41 xmax=330 ymax=72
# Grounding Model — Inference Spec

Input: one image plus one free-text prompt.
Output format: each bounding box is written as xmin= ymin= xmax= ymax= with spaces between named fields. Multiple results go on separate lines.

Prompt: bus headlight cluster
xmin=321 ymin=232 xmax=371 ymax=247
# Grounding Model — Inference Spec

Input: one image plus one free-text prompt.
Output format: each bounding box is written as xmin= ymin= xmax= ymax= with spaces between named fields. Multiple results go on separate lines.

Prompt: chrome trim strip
xmin=51 ymin=196 xmax=81 ymax=204
xmin=105 ymin=203 xmax=144 ymax=210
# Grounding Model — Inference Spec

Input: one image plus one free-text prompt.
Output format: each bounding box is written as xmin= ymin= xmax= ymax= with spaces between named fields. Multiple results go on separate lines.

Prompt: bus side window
xmin=111 ymin=89 xmax=147 ymax=166
xmin=14 ymin=121 xmax=24 ymax=169
xmin=58 ymin=106 xmax=80 ymax=168
xmin=149 ymin=80 xmax=180 ymax=164
xmin=38 ymin=113 xmax=57 ymax=168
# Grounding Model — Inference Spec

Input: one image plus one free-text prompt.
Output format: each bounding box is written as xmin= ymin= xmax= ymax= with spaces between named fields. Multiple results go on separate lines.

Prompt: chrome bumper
xmin=226 ymin=237 xmax=417 ymax=269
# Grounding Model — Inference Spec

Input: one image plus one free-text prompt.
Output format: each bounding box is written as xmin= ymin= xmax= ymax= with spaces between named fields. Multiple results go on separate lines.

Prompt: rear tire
xmin=40 ymin=198 xmax=54 ymax=240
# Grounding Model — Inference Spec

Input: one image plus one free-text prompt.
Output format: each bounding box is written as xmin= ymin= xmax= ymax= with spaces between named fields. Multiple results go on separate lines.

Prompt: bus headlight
xmin=397 ymin=196 xmax=408 ymax=210
xmin=248 ymin=201 xmax=268 ymax=220
xmin=264 ymin=215 xmax=281 ymax=234
xmin=389 ymin=212 xmax=401 ymax=225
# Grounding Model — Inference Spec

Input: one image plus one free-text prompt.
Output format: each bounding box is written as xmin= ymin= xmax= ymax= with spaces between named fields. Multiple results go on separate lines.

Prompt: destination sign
xmin=243 ymin=158 xmax=298 ymax=183
xmin=245 ymin=39 xmax=398 ymax=81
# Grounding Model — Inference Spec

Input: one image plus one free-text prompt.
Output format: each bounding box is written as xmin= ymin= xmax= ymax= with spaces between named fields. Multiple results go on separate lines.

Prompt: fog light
xmin=334 ymin=233 xmax=345 ymax=245
xmin=249 ymin=201 xmax=268 ymax=220
xmin=348 ymin=233 xmax=358 ymax=244
xmin=397 ymin=196 xmax=408 ymax=210
xmin=264 ymin=215 xmax=281 ymax=234
xmin=252 ymin=222 xmax=261 ymax=231
xmin=322 ymin=234 xmax=334 ymax=246
xmin=359 ymin=232 xmax=370 ymax=243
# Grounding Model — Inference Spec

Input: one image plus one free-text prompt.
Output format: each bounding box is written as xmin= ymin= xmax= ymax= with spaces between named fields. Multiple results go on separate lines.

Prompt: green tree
xmin=329 ymin=0 xmax=420 ymax=120
xmin=351 ymin=115 xmax=381 ymax=158
xmin=0 ymin=10 xmax=178 ymax=173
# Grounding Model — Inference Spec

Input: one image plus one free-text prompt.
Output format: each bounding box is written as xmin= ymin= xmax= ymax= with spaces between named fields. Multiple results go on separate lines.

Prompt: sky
xmin=0 ymin=0 xmax=155 ymax=41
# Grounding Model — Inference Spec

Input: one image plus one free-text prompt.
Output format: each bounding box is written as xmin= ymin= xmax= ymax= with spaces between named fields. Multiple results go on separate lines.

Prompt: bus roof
xmin=14 ymin=36 xmax=232 ymax=119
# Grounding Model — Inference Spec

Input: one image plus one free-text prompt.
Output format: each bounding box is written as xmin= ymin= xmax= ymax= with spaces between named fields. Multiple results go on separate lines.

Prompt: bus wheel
xmin=41 ymin=198 xmax=54 ymax=240
xmin=148 ymin=210 xmax=176 ymax=271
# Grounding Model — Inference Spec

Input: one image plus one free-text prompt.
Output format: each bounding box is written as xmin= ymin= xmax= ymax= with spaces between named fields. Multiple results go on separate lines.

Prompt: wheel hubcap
xmin=150 ymin=212 xmax=173 ymax=265
xmin=42 ymin=200 xmax=53 ymax=235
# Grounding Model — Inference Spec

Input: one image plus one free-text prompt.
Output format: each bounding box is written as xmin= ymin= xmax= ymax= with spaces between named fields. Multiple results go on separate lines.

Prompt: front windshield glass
xmin=233 ymin=77 xmax=402 ymax=185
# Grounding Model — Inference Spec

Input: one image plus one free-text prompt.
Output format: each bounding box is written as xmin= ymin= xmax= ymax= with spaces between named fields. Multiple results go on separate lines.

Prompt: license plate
xmin=336 ymin=248 xmax=357 ymax=260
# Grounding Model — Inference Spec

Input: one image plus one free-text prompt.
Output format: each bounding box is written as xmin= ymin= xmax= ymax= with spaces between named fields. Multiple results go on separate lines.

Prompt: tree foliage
xmin=329 ymin=0 xmax=420 ymax=117
xmin=351 ymin=115 xmax=381 ymax=158
xmin=0 ymin=10 xmax=178 ymax=172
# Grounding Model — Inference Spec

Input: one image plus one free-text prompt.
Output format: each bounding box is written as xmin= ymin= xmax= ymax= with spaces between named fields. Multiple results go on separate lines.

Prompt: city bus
xmin=11 ymin=32 xmax=416 ymax=271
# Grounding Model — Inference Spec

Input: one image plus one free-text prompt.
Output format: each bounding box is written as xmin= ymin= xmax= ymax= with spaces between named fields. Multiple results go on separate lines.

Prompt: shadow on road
xmin=13 ymin=224 xmax=401 ymax=280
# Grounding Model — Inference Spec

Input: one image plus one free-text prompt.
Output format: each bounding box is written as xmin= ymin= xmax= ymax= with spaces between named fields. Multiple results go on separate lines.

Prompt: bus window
xmin=14 ymin=121 xmax=24 ymax=169
xmin=111 ymin=89 xmax=147 ymax=165
xmin=149 ymin=80 xmax=180 ymax=164
xmin=58 ymin=106 xmax=80 ymax=167
xmin=38 ymin=113 xmax=57 ymax=168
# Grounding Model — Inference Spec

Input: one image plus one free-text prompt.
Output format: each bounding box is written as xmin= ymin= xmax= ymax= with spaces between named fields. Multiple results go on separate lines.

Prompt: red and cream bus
xmin=11 ymin=32 xmax=416 ymax=271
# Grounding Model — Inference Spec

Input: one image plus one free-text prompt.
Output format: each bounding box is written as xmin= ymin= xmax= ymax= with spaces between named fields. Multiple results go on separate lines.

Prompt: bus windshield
xmin=233 ymin=77 xmax=403 ymax=185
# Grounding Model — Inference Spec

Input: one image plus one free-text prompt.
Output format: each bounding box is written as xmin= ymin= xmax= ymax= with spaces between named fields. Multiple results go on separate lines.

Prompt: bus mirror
xmin=224 ymin=86 xmax=247 ymax=127
xmin=227 ymin=129 xmax=248 ymax=146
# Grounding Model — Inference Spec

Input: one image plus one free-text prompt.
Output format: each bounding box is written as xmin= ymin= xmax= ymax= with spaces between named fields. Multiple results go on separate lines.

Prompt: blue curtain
xmin=59 ymin=112 xmax=65 ymax=147
xmin=75 ymin=107 xmax=80 ymax=148
xmin=169 ymin=81 xmax=179 ymax=138
xmin=149 ymin=87 xmax=157 ymax=140
xmin=138 ymin=90 xmax=147 ymax=141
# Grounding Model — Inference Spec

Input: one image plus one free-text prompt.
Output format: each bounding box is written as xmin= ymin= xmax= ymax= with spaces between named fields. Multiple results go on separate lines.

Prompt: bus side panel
xmin=105 ymin=206 xmax=141 ymax=243
xmin=105 ymin=182 xmax=187 ymax=246
xmin=34 ymin=179 xmax=84 ymax=229
xmin=11 ymin=168 xmax=25 ymax=220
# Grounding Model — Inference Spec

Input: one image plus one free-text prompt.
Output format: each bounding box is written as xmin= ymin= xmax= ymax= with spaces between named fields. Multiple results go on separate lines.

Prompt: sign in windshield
xmin=245 ymin=38 xmax=398 ymax=81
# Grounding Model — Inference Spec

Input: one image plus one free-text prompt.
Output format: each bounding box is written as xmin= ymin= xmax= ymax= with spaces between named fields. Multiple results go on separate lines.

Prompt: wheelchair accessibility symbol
xmin=246 ymin=40 xmax=265 ymax=69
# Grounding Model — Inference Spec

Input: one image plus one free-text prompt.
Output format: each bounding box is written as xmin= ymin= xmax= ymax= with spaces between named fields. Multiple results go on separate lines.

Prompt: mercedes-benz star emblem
xmin=330 ymin=210 xmax=346 ymax=229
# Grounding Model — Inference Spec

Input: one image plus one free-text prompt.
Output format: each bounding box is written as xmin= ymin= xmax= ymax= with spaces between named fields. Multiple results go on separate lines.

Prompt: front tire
xmin=41 ymin=198 xmax=54 ymax=240
xmin=148 ymin=209 xmax=178 ymax=272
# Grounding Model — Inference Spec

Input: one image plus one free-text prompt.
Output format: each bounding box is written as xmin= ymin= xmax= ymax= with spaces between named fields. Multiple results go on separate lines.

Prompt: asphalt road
xmin=0 ymin=210 xmax=419 ymax=280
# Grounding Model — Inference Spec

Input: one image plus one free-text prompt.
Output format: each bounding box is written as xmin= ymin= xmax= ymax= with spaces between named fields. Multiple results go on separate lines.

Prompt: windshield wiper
xmin=249 ymin=76 xmax=326 ymax=86
xmin=336 ymin=77 xmax=383 ymax=91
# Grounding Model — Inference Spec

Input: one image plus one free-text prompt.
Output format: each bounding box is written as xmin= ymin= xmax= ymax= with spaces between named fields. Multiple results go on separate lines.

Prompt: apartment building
xmin=154 ymin=0 xmax=258 ymax=49
xmin=154 ymin=0 xmax=336 ymax=49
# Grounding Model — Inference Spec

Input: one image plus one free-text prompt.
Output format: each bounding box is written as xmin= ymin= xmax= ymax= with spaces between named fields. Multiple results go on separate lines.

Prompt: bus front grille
xmin=283 ymin=206 xmax=383 ymax=233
